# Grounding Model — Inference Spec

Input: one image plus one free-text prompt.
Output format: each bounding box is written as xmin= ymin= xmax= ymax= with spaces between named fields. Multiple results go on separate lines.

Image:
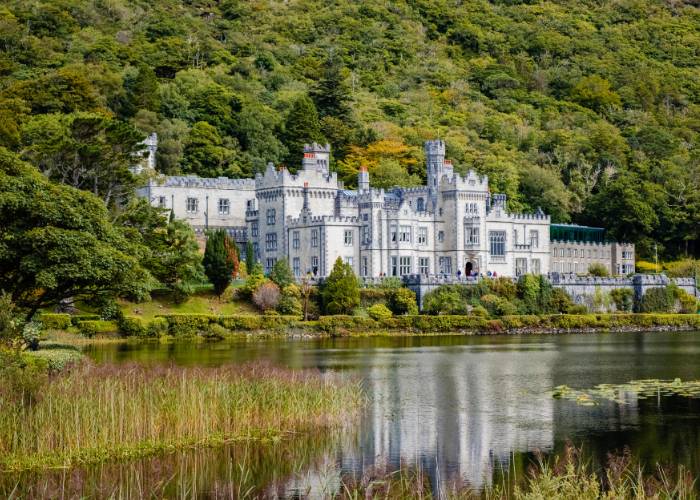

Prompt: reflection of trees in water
xmin=0 ymin=431 xmax=345 ymax=499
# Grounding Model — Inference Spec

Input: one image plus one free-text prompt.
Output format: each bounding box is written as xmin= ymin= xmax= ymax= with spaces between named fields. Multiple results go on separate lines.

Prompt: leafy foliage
xmin=0 ymin=0 xmax=698 ymax=257
xmin=0 ymin=149 xmax=154 ymax=317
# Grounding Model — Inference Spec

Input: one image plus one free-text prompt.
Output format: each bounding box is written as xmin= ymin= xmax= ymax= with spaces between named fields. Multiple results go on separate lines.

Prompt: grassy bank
xmin=339 ymin=445 xmax=695 ymax=499
xmin=0 ymin=361 xmax=361 ymax=472
xmin=69 ymin=312 xmax=700 ymax=339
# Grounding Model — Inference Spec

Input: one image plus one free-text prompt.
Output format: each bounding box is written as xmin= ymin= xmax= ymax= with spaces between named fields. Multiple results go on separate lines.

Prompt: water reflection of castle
xmin=336 ymin=345 xmax=559 ymax=489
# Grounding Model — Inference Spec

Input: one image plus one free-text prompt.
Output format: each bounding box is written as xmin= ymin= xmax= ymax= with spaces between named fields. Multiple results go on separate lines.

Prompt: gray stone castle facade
xmin=138 ymin=139 xmax=633 ymax=279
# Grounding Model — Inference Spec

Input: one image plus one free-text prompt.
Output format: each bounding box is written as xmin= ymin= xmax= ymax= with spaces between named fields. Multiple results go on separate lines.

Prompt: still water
xmin=9 ymin=331 xmax=700 ymax=497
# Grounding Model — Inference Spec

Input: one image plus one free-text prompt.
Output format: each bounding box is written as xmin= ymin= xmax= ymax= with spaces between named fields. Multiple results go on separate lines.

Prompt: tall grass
xmin=339 ymin=445 xmax=697 ymax=499
xmin=0 ymin=361 xmax=361 ymax=471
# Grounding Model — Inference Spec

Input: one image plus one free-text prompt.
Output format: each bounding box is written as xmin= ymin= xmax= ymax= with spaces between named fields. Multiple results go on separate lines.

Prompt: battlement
xmin=287 ymin=214 xmax=359 ymax=226
xmin=424 ymin=139 xmax=445 ymax=156
xmin=551 ymin=239 xmax=612 ymax=248
xmin=155 ymin=175 xmax=256 ymax=190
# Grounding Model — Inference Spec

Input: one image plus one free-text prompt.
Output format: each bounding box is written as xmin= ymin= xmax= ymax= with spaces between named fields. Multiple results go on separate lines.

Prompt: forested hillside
xmin=1 ymin=0 xmax=698 ymax=258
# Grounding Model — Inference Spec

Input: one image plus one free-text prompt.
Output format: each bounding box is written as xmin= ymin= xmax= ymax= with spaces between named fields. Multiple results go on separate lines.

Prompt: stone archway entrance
xmin=465 ymin=261 xmax=473 ymax=277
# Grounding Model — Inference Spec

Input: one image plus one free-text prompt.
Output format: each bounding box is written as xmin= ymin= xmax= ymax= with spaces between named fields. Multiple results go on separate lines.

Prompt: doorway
xmin=465 ymin=261 xmax=473 ymax=277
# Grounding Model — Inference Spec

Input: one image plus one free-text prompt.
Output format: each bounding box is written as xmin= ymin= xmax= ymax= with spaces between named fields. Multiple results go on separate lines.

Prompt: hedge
xmin=110 ymin=312 xmax=700 ymax=338
xmin=77 ymin=320 xmax=118 ymax=337
xmin=40 ymin=313 xmax=72 ymax=330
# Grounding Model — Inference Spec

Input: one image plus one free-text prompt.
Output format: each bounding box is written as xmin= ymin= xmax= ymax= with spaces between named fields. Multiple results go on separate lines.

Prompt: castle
xmin=137 ymin=139 xmax=634 ymax=279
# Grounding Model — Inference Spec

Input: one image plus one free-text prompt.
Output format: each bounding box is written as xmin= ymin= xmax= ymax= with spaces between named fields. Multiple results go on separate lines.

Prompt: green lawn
xmin=119 ymin=287 xmax=257 ymax=320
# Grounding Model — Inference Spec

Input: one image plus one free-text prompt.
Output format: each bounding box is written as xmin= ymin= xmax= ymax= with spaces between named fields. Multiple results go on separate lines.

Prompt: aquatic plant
xmin=552 ymin=379 xmax=700 ymax=406
xmin=338 ymin=444 xmax=696 ymax=499
xmin=0 ymin=361 xmax=361 ymax=472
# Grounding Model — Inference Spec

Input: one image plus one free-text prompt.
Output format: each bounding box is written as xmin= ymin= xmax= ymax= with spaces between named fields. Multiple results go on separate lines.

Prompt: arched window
xmin=417 ymin=198 xmax=424 ymax=212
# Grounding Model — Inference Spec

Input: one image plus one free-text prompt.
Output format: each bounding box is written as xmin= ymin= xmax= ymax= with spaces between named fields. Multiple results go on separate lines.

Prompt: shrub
xmin=378 ymin=277 xmax=403 ymax=289
xmin=471 ymin=305 xmax=489 ymax=318
xmin=567 ymin=304 xmax=589 ymax=315
xmin=422 ymin=286 xmax=467 ymax=315
xmin=549 ymin=288 xmax=574 ymax=313
xmin=359 ymin=288 xmax=387 ymax=307
xmin=118 ymin=316 xmax=148 ymax=337
xmin=40 ymin=313 xmax=72 ymax=330
xmin=269 ymin=259 xmax=294 ymax=288
xmin=678 ymin=293 xmax=698 ymax=314
xmin=480 ymin=294 xmax=518 ymax=317
xmin=321 ymin=258 xmax=360 ymax=314
xmin=239 ymin=263 xmax=267 ymax=300
xmin=0 ymin=351 xmax=48 ymax=405
xmin=277 ymin=284 xmax=302 ymax=316
xmin=201 ymin=323 xmax=229 ymax=340
xmin=253 ymin=282 xmax=281 ymax=311
xmin=638 ymin=287 xmax=675 ymax=313
xmin=386 ymin=288 xmax=418 ymax=315
xmin=588 ymin=263 xmax=609 ymax=276
xmin=147 ymin=317 xmax=169 ymax=337
xmin=487 ymin=277 xmax=518 ymax=300
xmin=610 ymin=288 xmax=634 ymax=312
xmin=368 ymin=303 xmax=393 ymax=321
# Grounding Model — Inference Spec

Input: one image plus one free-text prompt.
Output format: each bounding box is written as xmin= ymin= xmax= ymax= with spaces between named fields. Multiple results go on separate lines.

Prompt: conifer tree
xmin=320 ymin=257 xmax=360 ymax=314
xmin=203 ymin=229 xmax=233 ymax=296
xmin=310 ymin=59 xmax=352 ymax=120
xmin=245 ymin=240 xmax=256 ymax=273
xmin=270 ymin=259 xmax=294 ymax=288
xmin=281 ymin=95 xmax=325 ymax=168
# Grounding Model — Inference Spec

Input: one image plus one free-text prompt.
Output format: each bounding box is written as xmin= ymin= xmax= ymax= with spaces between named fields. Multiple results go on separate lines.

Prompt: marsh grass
xmin=338 ymin=445 xmax=696 ymax=499
xmin=0 ymin=361 xmax=361 ymax=472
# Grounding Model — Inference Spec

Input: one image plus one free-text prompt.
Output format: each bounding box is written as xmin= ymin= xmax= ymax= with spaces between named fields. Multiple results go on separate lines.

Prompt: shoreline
xmin=43 ymin=312 xmax=700 ymax=344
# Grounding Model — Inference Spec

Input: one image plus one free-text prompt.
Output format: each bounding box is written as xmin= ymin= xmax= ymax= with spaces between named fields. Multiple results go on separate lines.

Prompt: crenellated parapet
xmin=153 ymin=175 xmax=256 ymax=189
xmin=287 ymin=214 xmax=360 ymax=227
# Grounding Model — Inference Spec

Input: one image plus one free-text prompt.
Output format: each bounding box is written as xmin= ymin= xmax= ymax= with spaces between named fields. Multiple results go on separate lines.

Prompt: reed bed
xmin=339 ymin=445 xmax=697 ymax=499
xmin=0 ymin=361 xmax=361 ymax=472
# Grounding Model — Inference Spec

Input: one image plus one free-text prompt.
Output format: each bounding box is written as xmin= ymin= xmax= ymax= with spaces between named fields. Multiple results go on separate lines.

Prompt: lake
xmin=6 ymin=331 xmax=700 ymax=497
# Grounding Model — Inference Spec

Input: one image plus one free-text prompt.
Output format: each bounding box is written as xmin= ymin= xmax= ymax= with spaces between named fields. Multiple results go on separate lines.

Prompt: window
xmin=515 ymin=258 xmax=528 ymax=276
xmin=532 ymin=259 xmax=541 ymax=274
xmin=399 ymin=256 xmax=411 ymax=276
xmin=567 ymin=248 xmax=572 ymax=257
xmin=419 ymin=257 xmax=430 ymax=276
xmin=362 ymin=213 xmax=369 ymax=221
xmin=438 ymin=231 xmax=444 ymax=242
xmin=418 ymin=227 xmax=428 ymax=245
xmin=438 ymin=256 xmax=452 ymax=274
xmin=362 ymin=257 xmax=368 ymax=276
xmin=399 ymin=226 xmax=411 ymax=242
xmin=465 ymin=226 xmax=479 ymax=245
xmin=529 ymin=230 xmax=539 ymax=249
xmin=587 ymin=249 xmax=591 ymax=258
xmin=251 ymin=221 xmax=259 ymax=238
xmin=158 ymin=196 xmax=166 ymax=208
xmin=560 ymin=248 xmax=565 ymax=257
xmin=513 ymin=229 xmax=518 ymax=245
xmin=311 ymin=256 xmax=319 ymax=275
xmin=391 ymin=256 xmax=398 ymax=276
xmin=293 ymin=257 xmax=300 ymax=276
xmin=292 ymin=231 xmax=300 ymax=249
xmin=390 ymin=225 xmax=398 ymax=243
xmin=416 ymin=198 xmax=425 ymax=212
xmin=552 ymin=247 xmax=557 ymax=257
xmin=344 ymin=230 xmax=353 ymax=246
xmin=489 ymin=231 xmax=506 ymax=257
xmin=362 ymin=225 xmax=370 ymax=244
xmin=344 ymin=256 xmax=353 ymax=267
xmin=466 ymin=202 xmax=478 ymax=215
xmin=266 ymin=208 xmax=276 ymax=225
xmin=265 ymin=258 xmax=276 ymax=273
xmin=186 ymin=197 xmax=198 ymax=213
xmin=622 ymin=250 xmax=633 ymax=259
xmin=311 ymin=229 xmax=318 ymax=247
xmin=265 ymin=233 xmax=277 ymax=251
xmin=218 ymin=198 xmax=230 ymax=215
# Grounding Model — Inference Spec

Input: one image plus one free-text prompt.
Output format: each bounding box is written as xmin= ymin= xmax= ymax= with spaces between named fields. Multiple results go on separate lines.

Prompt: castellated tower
xmin=301 ymin=143 xmax=331 ymax=173
xmin=425 ymin=139 xmax=445 ymax=205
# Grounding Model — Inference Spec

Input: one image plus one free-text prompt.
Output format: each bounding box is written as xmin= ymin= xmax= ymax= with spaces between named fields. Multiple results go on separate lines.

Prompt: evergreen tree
xmin=245 ymin=240 xmax=256 ymax=273
xmin=320 ymin=257 xmax=360 ymax=314
xmin=270 ymin=259 xmax=294 ymax=288
xmin=122 ymin=64 xmax=160 ymax=117
xmin=281 ymin=95 xmax=325 ymax=168
xmin=310 ymin=59 xmax=352 ymax=120
xmin=202 ymin=229 xmax=234 ymax=296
